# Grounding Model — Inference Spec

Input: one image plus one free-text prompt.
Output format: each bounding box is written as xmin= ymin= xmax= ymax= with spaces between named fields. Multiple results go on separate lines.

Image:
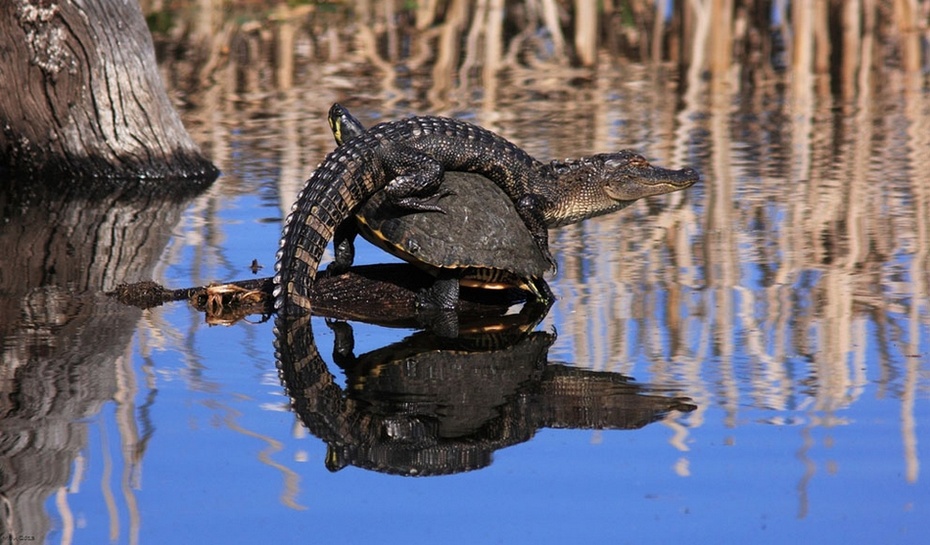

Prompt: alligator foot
xmin=327 ymin=219 xmax=358 ymax=275
xmin=326 ymin=318 xmax=358 ymax=369
xmin=515 ymin=194 xmax=556 ymax=272
xmin=390 ymin=187 xmax=456 ymax=213
xmin=384 ymin=146 xmax=447 ymax=212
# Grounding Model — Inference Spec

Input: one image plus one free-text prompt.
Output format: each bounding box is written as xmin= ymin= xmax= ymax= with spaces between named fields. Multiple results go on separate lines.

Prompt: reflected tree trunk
xmin=1 ymin=2 xmax=215 ymax=538
xmin=0 ymin=0 xmax=216 ymax=178
xmin=0 ymin=176 xmax=207 ymax=542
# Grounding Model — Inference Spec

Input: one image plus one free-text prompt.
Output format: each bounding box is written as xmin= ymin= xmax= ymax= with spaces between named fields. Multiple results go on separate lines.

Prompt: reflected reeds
xmin=143 ymin=1 xmax=928 ymax=484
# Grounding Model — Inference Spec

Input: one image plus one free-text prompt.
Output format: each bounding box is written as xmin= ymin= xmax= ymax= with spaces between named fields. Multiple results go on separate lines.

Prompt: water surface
xmin=3 ymin=7 xmax=929 ymax=544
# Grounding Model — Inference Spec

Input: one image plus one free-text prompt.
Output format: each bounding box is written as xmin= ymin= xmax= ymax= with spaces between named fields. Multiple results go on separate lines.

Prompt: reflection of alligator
xmin=274 ymin=313 xmax=696 ymax=476
xmin=274 ymin=106 xmax=699 ymax=315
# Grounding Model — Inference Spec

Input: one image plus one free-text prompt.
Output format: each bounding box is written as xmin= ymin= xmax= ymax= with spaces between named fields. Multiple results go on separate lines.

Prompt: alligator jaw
xmin=604 ymin=165 xmax=700 ymax=201
xmin=539 ymin=151 xmax=700 ymax=227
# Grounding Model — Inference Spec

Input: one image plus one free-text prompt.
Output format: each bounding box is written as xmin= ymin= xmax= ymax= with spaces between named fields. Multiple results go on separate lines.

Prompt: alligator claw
xmin=532 ymin=232 xmax=557 ymax=274
xmin=393 ymin=197 xmax=447 ymax=213
xmin=393 ymin=188 xmax=455 ymax=214
xmin=325 ymin=260 xmax=350 ymax=276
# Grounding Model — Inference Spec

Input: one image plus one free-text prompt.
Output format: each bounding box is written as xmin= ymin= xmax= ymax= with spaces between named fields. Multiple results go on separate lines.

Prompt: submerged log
xmin=110 ymin=264 xmax=531 ymax=327
xmin=0 ymin=0 xmax=216 ymax=179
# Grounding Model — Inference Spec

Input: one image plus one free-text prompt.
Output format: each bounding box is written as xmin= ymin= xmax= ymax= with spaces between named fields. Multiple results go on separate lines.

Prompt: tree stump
xmin=0 ymin=0 xmax=216 ymax=179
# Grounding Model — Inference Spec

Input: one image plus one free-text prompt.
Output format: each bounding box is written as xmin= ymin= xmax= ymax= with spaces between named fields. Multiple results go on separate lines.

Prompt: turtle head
xmin=542 ymin=151 xmax=699 ymax=226
xmin=328 ymin=103 xmax=368 ymax=146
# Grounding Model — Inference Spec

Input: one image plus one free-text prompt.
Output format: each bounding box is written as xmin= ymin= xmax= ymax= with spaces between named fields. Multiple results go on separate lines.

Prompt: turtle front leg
xmin=415 ymin=276 xmax=461 ymax=336
xmin=416 ymin=276 xmax=460 ymax=310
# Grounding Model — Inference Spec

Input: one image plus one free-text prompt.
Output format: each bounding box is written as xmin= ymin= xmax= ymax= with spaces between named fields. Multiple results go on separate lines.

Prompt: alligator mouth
xmin=662 ymin=167 xmax=701 ymax=188
xmin=606 ymin=166 xmax=700 ymax=200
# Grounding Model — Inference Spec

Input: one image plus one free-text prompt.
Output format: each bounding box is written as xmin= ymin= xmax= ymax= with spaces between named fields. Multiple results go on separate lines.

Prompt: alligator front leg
xmin=515 ymin=194 xmax=555 ymax=272
xmin=383 ymin=144 xmax=451 ymax=212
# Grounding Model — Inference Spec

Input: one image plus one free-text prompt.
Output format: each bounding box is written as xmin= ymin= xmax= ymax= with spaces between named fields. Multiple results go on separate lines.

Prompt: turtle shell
xmin=355 ymin=171 xmax=550 ymax=289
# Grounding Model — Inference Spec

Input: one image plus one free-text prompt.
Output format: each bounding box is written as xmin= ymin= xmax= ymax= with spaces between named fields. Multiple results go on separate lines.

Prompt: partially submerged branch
xmin=109 ymin=264 xmax=527 ymax=326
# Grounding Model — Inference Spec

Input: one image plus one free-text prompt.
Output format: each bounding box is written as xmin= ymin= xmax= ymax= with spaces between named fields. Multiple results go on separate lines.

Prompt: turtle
xmin=329 ymin=107 xmax=553 ymax=308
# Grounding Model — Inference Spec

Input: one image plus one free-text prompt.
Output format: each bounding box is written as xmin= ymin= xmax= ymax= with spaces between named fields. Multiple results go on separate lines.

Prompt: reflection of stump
xmin=0 ymin=177 xmax=208 ymax=542
xmin=0 ymin=291 xmax=134 ymax=541
xmin=0 ymin=0 xmax=216 ymax=178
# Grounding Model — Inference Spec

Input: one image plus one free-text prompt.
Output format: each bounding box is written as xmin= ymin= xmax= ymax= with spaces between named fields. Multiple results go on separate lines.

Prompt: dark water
xmin=3 ymin=15 xmax=930 ymax=545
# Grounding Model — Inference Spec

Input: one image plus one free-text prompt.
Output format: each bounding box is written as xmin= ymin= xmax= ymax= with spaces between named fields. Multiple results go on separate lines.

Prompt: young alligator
xmin=324 ymin=105 xmax=700 ymax=308
xmin=328 ymin=104 xmax=697 ymax=232
xmin=275 ymin=106 xmax=560 ymax=315
xmin=275 ymin=105 xmax=699 ymax=315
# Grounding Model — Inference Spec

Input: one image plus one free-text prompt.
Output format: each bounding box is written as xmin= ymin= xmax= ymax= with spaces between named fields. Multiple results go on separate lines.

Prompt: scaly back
xmin=273 ymin=115 xmax=545 ymax=315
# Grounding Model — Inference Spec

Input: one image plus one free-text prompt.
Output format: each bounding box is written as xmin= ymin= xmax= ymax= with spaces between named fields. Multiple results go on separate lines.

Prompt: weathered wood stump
xmin=0 ymin=0 xmax=216 ymax=179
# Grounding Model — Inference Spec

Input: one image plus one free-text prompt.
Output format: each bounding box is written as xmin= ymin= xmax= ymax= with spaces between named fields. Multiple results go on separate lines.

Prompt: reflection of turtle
xmin=326 ymin=104 xmax=700 ymax=309
xmin=274 ymin=303 xmax=552 ymax=476
xmin=324 ymin=315 xmax=553 ymax=475
xmin=274 ymin=310 xmax=697 ymax=477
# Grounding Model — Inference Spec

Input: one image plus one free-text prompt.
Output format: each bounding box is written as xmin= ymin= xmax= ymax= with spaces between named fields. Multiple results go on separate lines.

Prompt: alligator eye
xmin=604 ymin=158 xmax=632 ymax=169
xmin=549 ymin=160 xmax=571 ymax=175
xmin=606 ymin=154 xmax=647 ymax=169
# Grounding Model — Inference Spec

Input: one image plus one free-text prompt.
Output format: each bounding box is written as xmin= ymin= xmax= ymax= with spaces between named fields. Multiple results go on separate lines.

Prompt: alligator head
xmin=539 ymin=151 xmax=700 ymax=227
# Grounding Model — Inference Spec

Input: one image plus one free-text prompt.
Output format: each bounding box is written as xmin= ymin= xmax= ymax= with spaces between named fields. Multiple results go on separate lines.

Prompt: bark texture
xmin=0 ymin=0 xmax=216 ymax=178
